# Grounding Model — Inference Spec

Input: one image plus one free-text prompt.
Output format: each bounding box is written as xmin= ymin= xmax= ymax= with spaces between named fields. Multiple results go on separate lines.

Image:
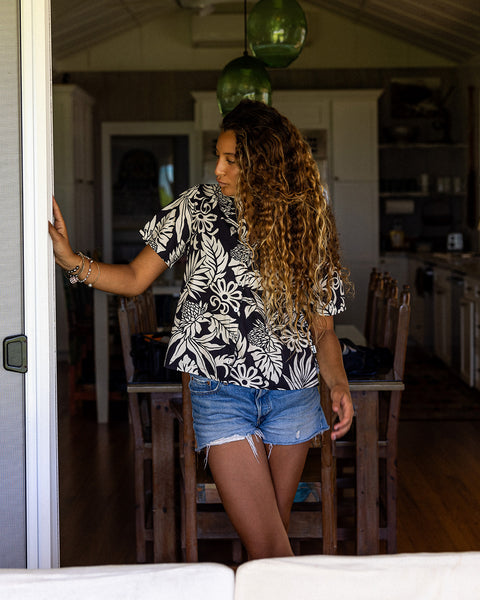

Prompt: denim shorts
xmin=189 ymin=374 xmax=329 ymax=452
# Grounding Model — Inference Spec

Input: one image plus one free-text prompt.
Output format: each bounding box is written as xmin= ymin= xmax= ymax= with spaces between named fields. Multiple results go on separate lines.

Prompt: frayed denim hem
xmin=199 ymin=430 xmax=264 ymax=467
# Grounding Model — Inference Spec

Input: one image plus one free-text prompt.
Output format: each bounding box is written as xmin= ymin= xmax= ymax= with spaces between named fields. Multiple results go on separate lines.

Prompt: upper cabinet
xmin=332 ymin=97 xmax=379 ymax=182
xmin=53 ymin=84 xmax=95 ymax=252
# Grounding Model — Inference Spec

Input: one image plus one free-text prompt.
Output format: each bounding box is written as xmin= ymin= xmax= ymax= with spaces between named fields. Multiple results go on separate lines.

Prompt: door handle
xmin=3 ymin=335 xmax=27 ymax=373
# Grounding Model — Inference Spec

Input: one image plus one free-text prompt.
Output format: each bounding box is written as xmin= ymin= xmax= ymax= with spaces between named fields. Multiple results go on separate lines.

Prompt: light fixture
xmin=247 ymin=0 xmax=307 ymax=68
xmin=216 ymin=0 xmax=272 ymax=116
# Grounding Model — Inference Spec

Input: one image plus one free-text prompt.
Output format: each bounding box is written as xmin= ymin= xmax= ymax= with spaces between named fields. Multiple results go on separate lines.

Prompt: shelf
xmin=380 ymin=192 xmax=467 ymax=198
xmin=380 ymin=192 xmax=426 ymax=198
xmin=379 ymin=142 xmax=468 ymax=150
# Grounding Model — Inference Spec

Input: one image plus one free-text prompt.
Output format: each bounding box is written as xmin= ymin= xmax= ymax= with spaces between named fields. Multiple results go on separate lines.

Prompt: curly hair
xmin=221 ymin=100 xmax=349 ymax=335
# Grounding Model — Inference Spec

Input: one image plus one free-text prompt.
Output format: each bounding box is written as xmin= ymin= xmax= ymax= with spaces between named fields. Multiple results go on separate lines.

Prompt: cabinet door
xmin=330 ymin=98 xmax=379 ymax=329
xmin=75 ymin=181 xmax=95 ymax=252
xmin=332 ymin=180 xmax=379 ymax=328
xmin=379 ymin=255 xmax=409 ymax=287
xmin=433 ymin=269 xmax=452 ymax=366
xmin=475 ymin=300 xmax=480 ymax=391
xmin=460 ymin=297 xmax=475 ymax=386
xmin=332 ymin=99 xmax=378 ymax=182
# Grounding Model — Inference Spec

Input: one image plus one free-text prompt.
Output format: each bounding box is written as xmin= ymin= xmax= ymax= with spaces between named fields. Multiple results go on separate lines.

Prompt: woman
xmin=50 ymin=100 xmax=354 ymax=560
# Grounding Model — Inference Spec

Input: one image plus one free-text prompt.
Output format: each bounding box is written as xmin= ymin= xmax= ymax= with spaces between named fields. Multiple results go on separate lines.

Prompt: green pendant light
xmin=247 ymin=0 xmax=307 ymax=68
xmin=216 ymin=0 xmax=272 ymax=116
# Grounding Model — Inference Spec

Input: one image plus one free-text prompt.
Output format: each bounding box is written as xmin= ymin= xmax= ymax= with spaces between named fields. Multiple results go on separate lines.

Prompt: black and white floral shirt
xmin=140 ymin=184 xmax=345 ymax=390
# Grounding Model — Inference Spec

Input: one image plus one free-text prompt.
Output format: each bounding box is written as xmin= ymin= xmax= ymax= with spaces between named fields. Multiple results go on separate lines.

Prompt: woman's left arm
xmin=309 ymin=314 xmax=354 ymax=440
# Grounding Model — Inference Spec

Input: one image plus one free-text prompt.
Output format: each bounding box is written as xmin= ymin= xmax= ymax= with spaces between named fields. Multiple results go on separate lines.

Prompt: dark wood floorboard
xmin=397 ymin=420 xmax=480 ymax=553
xmin=58 ymin=353 xmax=480 ymax=566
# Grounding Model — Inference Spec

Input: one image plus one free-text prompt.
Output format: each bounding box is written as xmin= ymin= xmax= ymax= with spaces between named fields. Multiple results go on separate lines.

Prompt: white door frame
xmin=21 ymin=0 xmax=59 ymax=568
xmin=93 ymin=122 xmax=198 ymax=424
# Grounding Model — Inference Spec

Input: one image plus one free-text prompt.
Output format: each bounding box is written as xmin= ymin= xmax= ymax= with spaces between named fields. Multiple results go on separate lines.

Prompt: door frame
xmin=21 ymin=0 xmax=59 ymax=568
xmin=92 ymin=122 xmax=198 ymax=424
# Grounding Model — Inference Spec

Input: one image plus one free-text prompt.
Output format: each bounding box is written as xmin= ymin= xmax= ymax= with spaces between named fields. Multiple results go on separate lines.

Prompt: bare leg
xmin=207 ymin=436 xmax=312 ymax=559
xmin=207 ymin=436 xmax=293 ymax=560
xmin=268 ymin=440 xmax=311 ymax=531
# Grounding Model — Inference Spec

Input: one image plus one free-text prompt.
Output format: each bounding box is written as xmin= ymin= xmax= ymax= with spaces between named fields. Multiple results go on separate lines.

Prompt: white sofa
xmin=235 ymin=553 xmax=480 ymax=600
xmin=0 ymin=563 xmax=235 ymax=600
xmin=2 ymin=553 xmax=479 ymax=600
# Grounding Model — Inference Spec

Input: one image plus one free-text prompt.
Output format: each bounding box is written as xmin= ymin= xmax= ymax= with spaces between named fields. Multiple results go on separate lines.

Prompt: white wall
xmin=54 ymin=7 xmax=455 ymax=73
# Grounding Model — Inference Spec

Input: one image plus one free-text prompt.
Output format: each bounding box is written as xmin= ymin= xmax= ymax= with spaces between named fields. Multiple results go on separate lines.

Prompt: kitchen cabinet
xmin=433 ymin=267 xmax=452 ymax=366
xmin=460 ymin=277 xmax=478 ymax=387
xmin=379 ymin=254 xmax=409 ymax=287
xmin=192 ymin=90 xmax=382 ymax=330
xmin=475 ymin=294 xmax=480 ymax=392
xmin=53 ymin=84 xmax=95 ymax=360
xmin=53 ymin=84 xmax=95 ymax=252
xmin=406 ymin=256 xmax=435 ymax=350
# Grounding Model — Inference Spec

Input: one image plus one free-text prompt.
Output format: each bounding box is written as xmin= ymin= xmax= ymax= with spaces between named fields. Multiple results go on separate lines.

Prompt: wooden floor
xmin=58 ymin=358 xmax=480 ymax=566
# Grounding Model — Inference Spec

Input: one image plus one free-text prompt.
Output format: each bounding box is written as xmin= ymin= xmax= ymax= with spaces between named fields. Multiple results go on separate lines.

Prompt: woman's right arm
xmin=48 ymin=197 xmax=168 ymax=297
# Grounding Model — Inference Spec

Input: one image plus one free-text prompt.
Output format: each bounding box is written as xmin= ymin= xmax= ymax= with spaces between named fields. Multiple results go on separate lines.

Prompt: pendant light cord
xmin=243 ymin=0 xmax=248 ymax=56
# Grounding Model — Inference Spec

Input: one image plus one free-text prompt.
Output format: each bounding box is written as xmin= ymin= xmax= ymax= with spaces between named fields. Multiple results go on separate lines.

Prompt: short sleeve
xmin=317 ymin=270 xmax=346 ymax=316
xmin=139 ymin=186 xmax=197 ymax=267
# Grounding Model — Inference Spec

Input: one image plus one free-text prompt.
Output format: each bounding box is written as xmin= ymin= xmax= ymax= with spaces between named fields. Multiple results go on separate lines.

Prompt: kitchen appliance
xmin=447 ymin=232 xmax=463 ymax=252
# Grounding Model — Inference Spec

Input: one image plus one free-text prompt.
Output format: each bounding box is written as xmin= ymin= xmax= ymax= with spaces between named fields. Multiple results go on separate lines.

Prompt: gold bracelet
xmin=87 ymin=261 xmax=101 ymax=288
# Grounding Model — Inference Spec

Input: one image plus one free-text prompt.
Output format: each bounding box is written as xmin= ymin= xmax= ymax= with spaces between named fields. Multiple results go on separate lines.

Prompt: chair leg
xmin=320 ymin=376 xmax=338 ymax=554
xmin=182 ymin=373 xmax=198 ymax=562
xmin=151 ymin=396 xmax=176 ymax=562
xmin=134 ymin=451 xmax=147 ymax=563
xmin=386 ymin=389 xmax=402 ymax=553
xmin=386 ymin=449 xmax=398 ymax=553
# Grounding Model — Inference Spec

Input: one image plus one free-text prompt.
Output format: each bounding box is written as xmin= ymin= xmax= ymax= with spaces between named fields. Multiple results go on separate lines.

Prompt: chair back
xmin=117 ymin=289 xmax=158 ymax=383
xmin=391 ymin=285 xmax=411 ymax=380
xmin=364 ymin=268 xmax=379 ymax=340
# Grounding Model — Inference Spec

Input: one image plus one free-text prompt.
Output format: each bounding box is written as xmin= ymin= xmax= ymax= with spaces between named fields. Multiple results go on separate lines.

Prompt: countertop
xmin=414 ymin=252 xmax=480 ymax=279
xmin=383 ymin=251 xmax=480 ymax=280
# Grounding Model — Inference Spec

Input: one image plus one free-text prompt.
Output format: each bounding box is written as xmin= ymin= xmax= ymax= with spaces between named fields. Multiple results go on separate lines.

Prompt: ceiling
xmin=51 ymin=0 xmax=480 ymax=64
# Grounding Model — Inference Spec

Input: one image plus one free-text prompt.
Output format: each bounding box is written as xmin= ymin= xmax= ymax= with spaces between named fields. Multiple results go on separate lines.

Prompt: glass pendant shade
xmin=247 ymin=0 xmax=307 ymax=68
xmin=216 ymin=54 xmax=272 ymax=116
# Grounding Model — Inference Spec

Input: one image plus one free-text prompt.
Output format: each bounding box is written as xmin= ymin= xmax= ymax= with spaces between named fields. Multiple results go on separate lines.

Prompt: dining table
xmin=128 ymin=322 xmax=404 ymax=560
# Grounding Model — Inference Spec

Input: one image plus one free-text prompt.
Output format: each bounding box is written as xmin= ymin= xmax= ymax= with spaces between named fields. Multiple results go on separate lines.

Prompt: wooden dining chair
xmin=335 ymin=283 xmax=411 ymax=553
xmin=287 ymin=376 xmax=339 ymax=554
xmin=179 ymin=375 xmax=245 ymax=564
xmin=179 ymin=373 xmax=338 ymax=561
xmin=364 ymin=267 xmax=379 ymax=341
xmin=117 ymin=291 xmax=182 ymax=563
xmin=119 ymin=291 xmax=241 ymax=564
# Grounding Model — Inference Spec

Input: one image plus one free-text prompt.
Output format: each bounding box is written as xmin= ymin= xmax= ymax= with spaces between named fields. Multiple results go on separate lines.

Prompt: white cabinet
xmin=475 ymin=296 xmax=480 ymax=392
xmin=379 ymin=254 xmax=409 ymax=287
xmin=328 ymin=92 xmax=382 ymax=330
xmin=461 ymin=277 xmax=480 ymax=391
xmin=53 ymin=84 xmax=95 ymax=360
xmin=192 ymin=90 xmax=382 ymax=330
xmin=433 ymin=267 xmax=452 ymax=366
xmin=460 ymin=277 xmax=477 ymax=387
xmin=331 ymin=98 xmax=379 ymax=182
xmin=406 ymin=257 xmax=434 ymax=350
xmin=53 ymin=84 xmax=95 ymax=252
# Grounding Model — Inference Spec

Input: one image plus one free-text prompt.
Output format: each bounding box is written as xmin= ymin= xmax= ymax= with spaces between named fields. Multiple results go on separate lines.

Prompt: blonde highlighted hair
xmin=221 ymin=100 xmax=349 ymax=334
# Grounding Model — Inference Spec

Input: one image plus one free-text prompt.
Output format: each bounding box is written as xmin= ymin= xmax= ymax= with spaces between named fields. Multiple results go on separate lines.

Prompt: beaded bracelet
xmin=66 ymin=252 xmax=86 ymax=284
xmin=78 ymin=258 xmax=94 ymax=283
xmin=87 ymin=261 xmax=101 ymax=288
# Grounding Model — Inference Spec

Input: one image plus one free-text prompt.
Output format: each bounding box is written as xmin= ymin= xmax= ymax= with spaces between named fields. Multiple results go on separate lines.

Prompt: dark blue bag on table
xmin=339 ymin=338 xmax=393 ymax=379
xmin=130 ymin=332 xmax=181 ymax=383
